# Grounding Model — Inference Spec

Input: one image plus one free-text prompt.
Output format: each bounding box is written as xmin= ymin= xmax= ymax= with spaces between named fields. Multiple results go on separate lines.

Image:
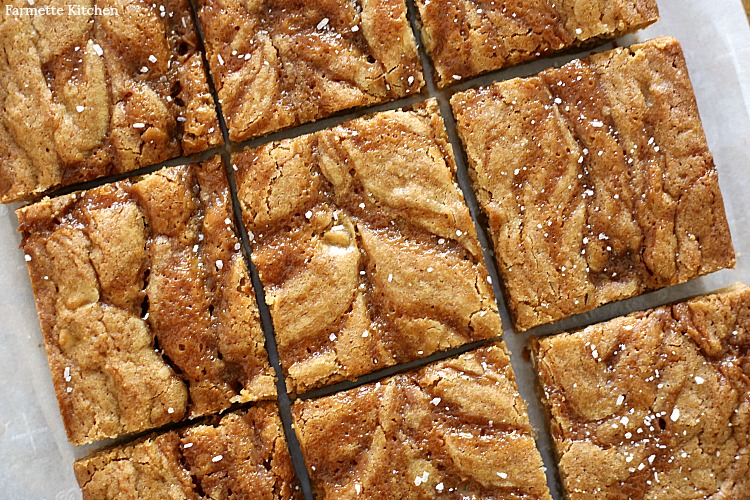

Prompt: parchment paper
xmin=0 ymin=1 xmax=748 ymax=498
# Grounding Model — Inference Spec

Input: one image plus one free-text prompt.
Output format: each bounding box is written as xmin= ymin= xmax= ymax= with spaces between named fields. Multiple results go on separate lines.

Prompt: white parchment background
xmin=0 ymin=0 xmax=748 ymax=497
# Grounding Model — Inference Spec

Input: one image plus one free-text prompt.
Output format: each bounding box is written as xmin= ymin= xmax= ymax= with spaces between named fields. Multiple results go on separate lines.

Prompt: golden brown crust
xmin=532 ymin=284 xmax=750 ymax=499
xmin=17 ymin=157 xmax=274 ymax=445
xmin=452 ymin=37 xmax=735 ymax=331
xmin=74 ymin=403 xmax=302 ymax=500
xmin=0 ymin=0 xmax=222 ymax=203
xmin=234 ymin=99 xmax=500 ymax=394
xmin=293 ymin=344 xmax=550 ymax=499
xmin=416 ymin=0 xmax=659 ymax=87
xmin=196 ymin=0 xmax=424 ymax=142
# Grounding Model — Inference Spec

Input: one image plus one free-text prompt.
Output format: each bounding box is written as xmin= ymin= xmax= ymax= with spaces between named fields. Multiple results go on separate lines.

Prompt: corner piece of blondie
xmin=0 ymin=0 xmax=222 ymax=203
xmin=74 ymin=403 xmax=301 ymax=499
xmin=416 ymin=0 xmax=658 ymax=87
xmin=532 ymin=284 xmax=750 ymax=498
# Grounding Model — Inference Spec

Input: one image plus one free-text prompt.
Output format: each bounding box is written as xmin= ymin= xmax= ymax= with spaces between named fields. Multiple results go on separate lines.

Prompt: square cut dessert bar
xmin=196 ymin=0 xmax=424 ymax=142
xmin=234 ymin=99 xmax=501 ymax=394
xmin=452 ymin=37 xmax=735 ymax=331
xmin=531 ymin=284 xmax=750 ymax=498
xmin=0 ymin=0 xmax=222 ymax=203
xmin=16 ymin=157 xmax=275 ymax=445
xmin=74 ymin=403 xmax=301 ymax=499
xmin=293 ymin=343 xmax=551 ymax=499
xmin=415 ymin=0 xmax=658 ymax=87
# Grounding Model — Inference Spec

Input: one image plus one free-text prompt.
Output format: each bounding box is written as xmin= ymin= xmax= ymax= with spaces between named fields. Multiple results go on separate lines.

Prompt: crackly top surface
xmin=17 ymin=158 xmax=274 ymax=445
xmin=197 ymin=0 xmax=424 ymax=142
xmin=234 ymin=99 xmax=500 ymax=394
xmin=74 ymin=403 xmax=301 ymax=499
xmin=416 ymin=0 xmax=658 ymax=87
xmin=293 ymin=344 xmax=550 ymax=499
xmin=452 ymin=37 xmax=735 ymax=331
xmin=533 ymin=284 xmax=750 ymax=499
xmin=0 ymin=0 xmax=222 ymax=203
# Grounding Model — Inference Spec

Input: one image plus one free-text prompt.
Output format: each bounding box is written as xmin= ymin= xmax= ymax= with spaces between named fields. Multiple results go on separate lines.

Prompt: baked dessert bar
xmin=17 ymin=157 xmax=275 ymax=445
xmin=452 ymin=37 xmax=735 ymax=331
xmin=0 ymin=0 xmax=222 ymax=203
xmin=234 ymin=99 xmax=500 ymax=394
xmin=415 ymin=0 xmax=659 ymax=87
xmin=196 ymin=0 xmax=424 ymax=142
xmin=532 ymin=284 xmax=750 ymax=498
xmin=74 ymin=403 xmax=301 ymax=499
xmin=293 ymin=343 xmax=551 ymax=499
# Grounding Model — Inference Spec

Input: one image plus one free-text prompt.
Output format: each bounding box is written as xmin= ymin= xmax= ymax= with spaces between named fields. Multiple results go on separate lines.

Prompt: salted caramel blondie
xmin=196 ymin=0 xmax=424 ymax=142
xmin=452 ymin=37 xmax=734 ymax=331
xmin=416 ymin=0 xmax=659 ymax=87
xmin=532 ymin=284 xmax=750 ymax=498
xmin=17 ymin=157 xmax=275 ymax=445
xmin=234 ymin=99 xmax=500 ymax=394
xmin=75 ymin=403 xmax=301 ymax=499
xmin=0 ymin=0 xmax=222 ymax=203
xmin=293 ymin=344 xmax=550 ymax=499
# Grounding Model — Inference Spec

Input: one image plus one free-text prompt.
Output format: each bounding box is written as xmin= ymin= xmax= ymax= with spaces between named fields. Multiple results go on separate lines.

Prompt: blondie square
xmin=452 ymin=37 xmax=735 ymax=331
xmin=234 ymin=99 xmax=500 ymax=394
xmin=416 ymin=0 xmax=658 ymax=87
xmin=196 ymin=0 xmax=424 ymax=142
xmin=74 ymin=403 xmax=301 ymax=499
xmin=0 ymin=0 xmax=222 ymax=203
xmin=293 ymin=344 xmax=550 ymax=498
xmin=17 ymin=157 xmax=275 ymax=445
xmin=532 ymin=284 xmax=750 ymax=498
